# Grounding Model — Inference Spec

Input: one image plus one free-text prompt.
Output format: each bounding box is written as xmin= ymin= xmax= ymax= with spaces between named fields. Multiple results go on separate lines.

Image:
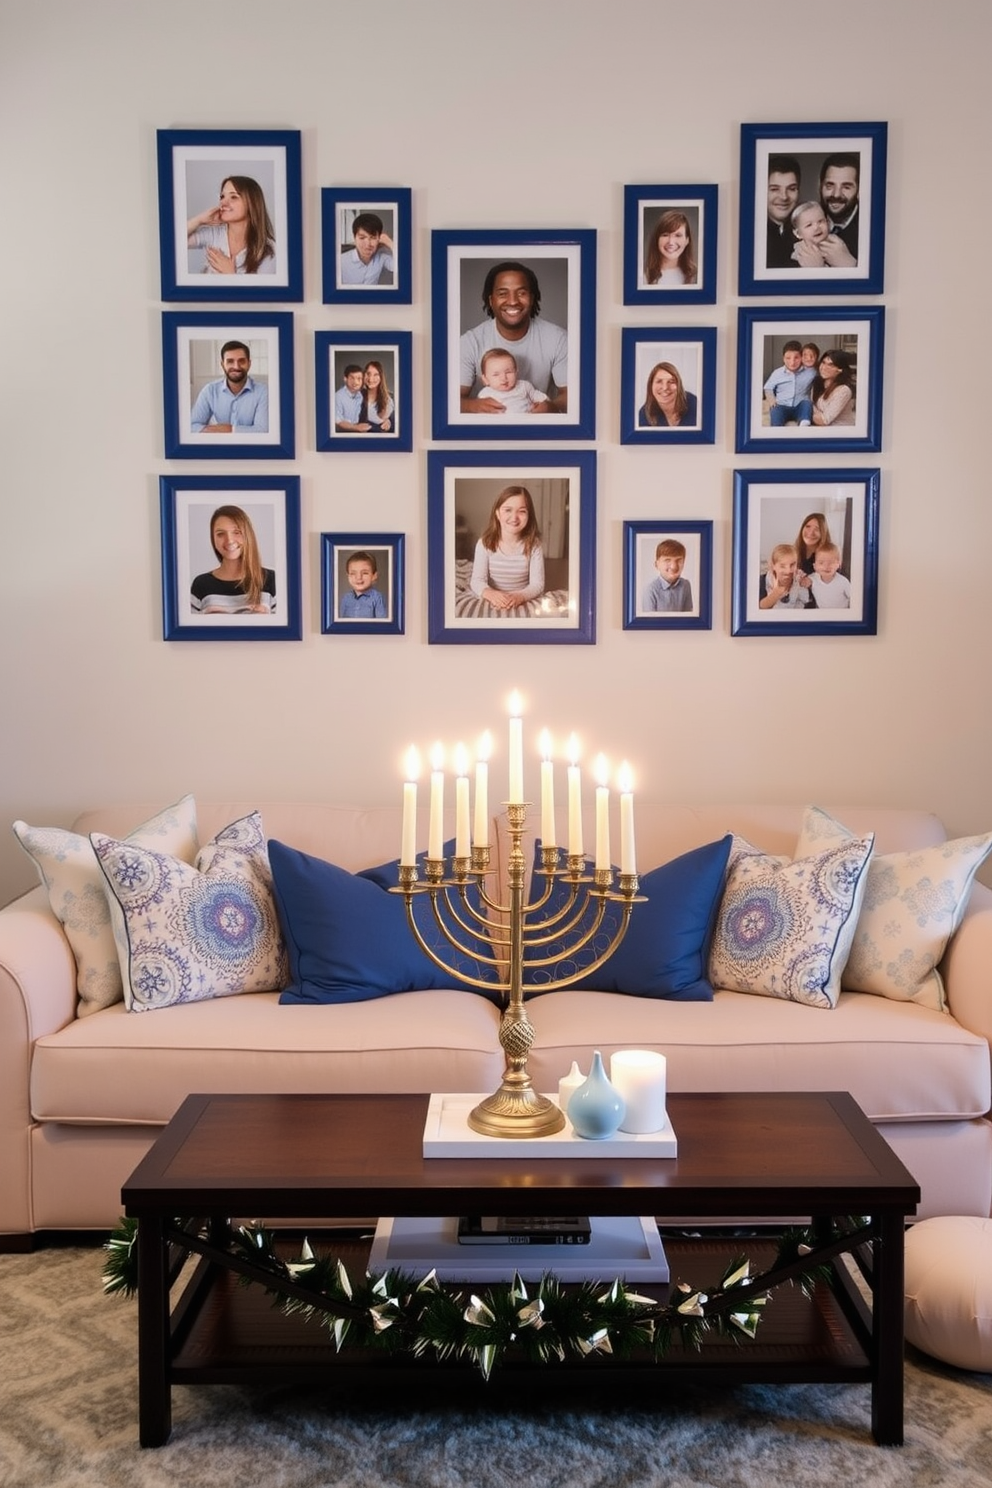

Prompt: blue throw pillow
xmin=524 ymin=835 xmax=732 ymax=1001
xmin=270 ymin=840 xmax=498 ymax=1005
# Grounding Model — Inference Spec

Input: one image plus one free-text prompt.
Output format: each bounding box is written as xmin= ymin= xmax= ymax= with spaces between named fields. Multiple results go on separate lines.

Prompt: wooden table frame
xmin=123 ymin=1090 xmax=919 ymax=1447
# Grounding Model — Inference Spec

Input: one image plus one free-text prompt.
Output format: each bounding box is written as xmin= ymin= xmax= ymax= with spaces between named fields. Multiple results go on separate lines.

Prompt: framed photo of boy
xmin=731 ymin=468 xmax=880 ymax=638
xmin=620 ymin=328 xmax=717 ymax=445
xmin=623 ymin=521 xmax=713 ymax=632
xmin=736 ymin=306 xmax=884 ymax=455
xmin=161 ymin=311 xmax=295 ymax=459
xmin=320 ymin=533 xmax=404 ymax=636
xmin=321 ymin=188 xmax=412 ymax=305
xmin=623 ymin=185 xmax=719 ymax=306
xmin=156 ymin=129 xmax=302 ymax=302
xmin=427 ymin=450 xmax=596 ymax=645
xmin=739 ymin=121 xmax=887 ymax=296
xmin=431 ymin=228 xmax=596 ymax=441
xmin=160 ymin=475 xmax=302 ymax=642
xmin=315 ymin=331 xmax=413 ymax=452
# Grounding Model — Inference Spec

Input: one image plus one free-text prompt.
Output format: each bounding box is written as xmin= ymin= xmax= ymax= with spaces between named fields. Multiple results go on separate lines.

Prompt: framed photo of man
xmin=427 ymin=450 xmax=596 ymax=645
xmin=321 ymin=188 xmax=412 ymax=305
xmin=623 ymin=521 xmax=713 ymax=632
xmin=739 ymin=121 xmax=887 ymax=296
xmin=620 ymin=328 xmax=716 ymax=445
xmin=157 ymin=129 xmax=302 ymax=302
xmin=320 ymin=533 xmax=405 ymax=636
xmin=162 ymin=311 xmax=295 ymax=459
xmin=160 ymin=475 xmax=302 ymax=642
xmin=736 ymin=306 xmax=884 ymax=455
xmin=731 ymin=468 xmax=880 ymax=637
xmin=623 ymin=185 xmax=718 ymax=306
xmin=315 ymin=331 xmax=412 ymax=452
xmin=431 ymin=229 xmax=596 ymax=440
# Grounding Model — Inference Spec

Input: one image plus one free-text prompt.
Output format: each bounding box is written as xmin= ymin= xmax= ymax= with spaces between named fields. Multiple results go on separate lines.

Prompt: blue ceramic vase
xmin=567 ymin=1050 xmax=625 ymax=1140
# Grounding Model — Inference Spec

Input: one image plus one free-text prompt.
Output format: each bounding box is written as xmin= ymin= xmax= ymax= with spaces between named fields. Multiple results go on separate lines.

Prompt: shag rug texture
xmin=1 ymin=1241 xmax=991 ymax=1488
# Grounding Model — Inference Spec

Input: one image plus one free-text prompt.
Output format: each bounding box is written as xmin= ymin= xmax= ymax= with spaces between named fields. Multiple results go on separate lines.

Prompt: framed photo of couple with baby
xmin=731 ymin=469 xmax=880 ymax=638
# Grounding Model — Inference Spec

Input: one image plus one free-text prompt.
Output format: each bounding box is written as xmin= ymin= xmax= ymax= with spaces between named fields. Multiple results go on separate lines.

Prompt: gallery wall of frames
xmin=156 ymin=120 xmax=886 ymax=649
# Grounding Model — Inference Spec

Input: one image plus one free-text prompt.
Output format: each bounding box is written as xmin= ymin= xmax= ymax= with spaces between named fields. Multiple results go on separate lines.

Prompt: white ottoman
xmin=904 ymin=1216 xmax=992 ymax=1372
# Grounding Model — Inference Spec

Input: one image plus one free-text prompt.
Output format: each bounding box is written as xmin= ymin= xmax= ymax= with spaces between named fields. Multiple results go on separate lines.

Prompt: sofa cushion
xmin=709 ymin=833 xmax=874 ymax=1009
xmin=13 ymin=796 xmax=198 ymax=1016
xmin=525 ymin=836 xmax=732 ymax=1000
xmin=795 ymin=806 xmax=992 ymax=1012
xmin=270 ymin=841 xmax=498 ymax=1005
xmin=92 ymin=813 xmax=286 ymax=1012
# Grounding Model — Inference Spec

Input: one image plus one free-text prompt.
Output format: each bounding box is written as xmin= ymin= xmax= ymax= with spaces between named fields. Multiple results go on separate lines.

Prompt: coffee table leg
xmin=871 ymin=1210 xmax=906 ymax=1447
xmin=136 ymin=1213 xmax=172 ymax=1447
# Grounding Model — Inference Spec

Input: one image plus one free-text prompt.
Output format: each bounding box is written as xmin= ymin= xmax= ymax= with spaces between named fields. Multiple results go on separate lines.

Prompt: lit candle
xmin=508 ymin=691 xmax=524 ymax=804
xmin=567 ymin=733 xmax=583 ymax=858
xmin=539 ymin=729 xmax=556 ymax=847
xmin=400 ymin=746 xmax=420 ymax=867
xmin=428 ymin=742 xmax=445 ymax=860
xmin=454 ymin=743 xmax=470 ymax=858
xmin=618 ymin=760 xmax=636 ymax=875
xmin=474 ymin=731 xmax=491 ymax=848
xmin=594 ymin=753 xmax=611 ymax=872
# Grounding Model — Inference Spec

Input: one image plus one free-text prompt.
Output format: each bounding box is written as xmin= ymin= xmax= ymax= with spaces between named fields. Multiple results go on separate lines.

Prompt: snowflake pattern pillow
xmin=795 ymin=805 xmax=992 ymax=1010
xmin=91 ymin=812 xmax=287 ymax=1012
xmin=709 ymin=832 xmax=874 ymax=1009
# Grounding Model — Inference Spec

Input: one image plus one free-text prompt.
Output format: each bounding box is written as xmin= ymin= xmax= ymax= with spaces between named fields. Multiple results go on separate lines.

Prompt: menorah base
xmin=467 ymin=1087 xmax=566 ymax=1139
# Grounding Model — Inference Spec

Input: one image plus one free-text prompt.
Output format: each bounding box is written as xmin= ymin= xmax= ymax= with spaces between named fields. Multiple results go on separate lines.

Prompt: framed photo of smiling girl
xmin=623 ymin=185 xmax=719 ymax=306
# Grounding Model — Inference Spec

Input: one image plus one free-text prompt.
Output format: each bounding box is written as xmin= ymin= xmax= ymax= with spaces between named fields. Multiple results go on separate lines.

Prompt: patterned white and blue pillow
xmin=795 ymin=805 xmax=992 ymax=1010
xmin=709 ymin=832 xmax=874 ymax=1009
xmin=92 ymin=812 xmax=287 ymax=1012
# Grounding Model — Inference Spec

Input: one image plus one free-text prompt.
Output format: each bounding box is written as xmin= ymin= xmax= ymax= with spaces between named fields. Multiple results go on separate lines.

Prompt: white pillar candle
xmin=454 ymin=743 xmax=470 ymax=858
xmin=567 ymin=734 xmax=583 ymax=857
xmin=428 ymin=742 xmax=445 ymax=860
xmin=508 ymin=691 xmax=523 ymax=804
xmin=474 ymin=731 xmax=491 ymax=848
xmin=400 ymin=746 xmax=420 ymax=867
xmin=594 ymin=753 xmax=610 ymax=872
xmin=610 ymin=1050 xmax=667 ymax=1134
xmin=539 ymin=729 xmax=556 ymax=847
xmin=618 ymin=761 xmax=636 ymax=875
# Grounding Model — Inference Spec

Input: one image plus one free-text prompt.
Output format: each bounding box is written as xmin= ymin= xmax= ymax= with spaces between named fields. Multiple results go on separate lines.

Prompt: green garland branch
xmin=103 ymin=1216 xmax=863 ymax=1380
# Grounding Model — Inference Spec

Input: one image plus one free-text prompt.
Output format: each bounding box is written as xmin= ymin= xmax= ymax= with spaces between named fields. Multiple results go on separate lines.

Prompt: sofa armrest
xmin=942 ymin=881 xmax=992 ymax=1064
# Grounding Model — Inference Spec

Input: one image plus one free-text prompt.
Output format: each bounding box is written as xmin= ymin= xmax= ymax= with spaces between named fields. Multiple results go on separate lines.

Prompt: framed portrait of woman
xmin=427 ymin=450 xmax=596 ymax=645
xmin=731 ymin=468 xmax=880 ymax=637
xmin=623 ymin=185 xmax=719 ymax=306
xmin=315 ymin=331 xmax=413 ymax=452
xmin=620 ymin=328 xmax=717 ymax=445
xmin=320 ymin=533 xmax=405 ymax=636
xmin=321 ymin=188 xmax=412 ymax=305
xmin=160 ymin=475 xmax=302 ymax=642
xmin=157 ymin=129 xmax=303 ymax=302
xmin=161 ymin=311 xmax=295 ymax=459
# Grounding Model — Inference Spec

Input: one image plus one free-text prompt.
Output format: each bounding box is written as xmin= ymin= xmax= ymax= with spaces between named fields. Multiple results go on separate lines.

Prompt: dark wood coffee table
xmin=122 ymin=1090 xmax=919 ymax=1447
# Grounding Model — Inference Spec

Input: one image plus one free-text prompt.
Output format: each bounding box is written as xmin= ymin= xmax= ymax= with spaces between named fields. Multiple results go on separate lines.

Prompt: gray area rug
xmin=2 ymin=1241 xmax=991 ymax=1488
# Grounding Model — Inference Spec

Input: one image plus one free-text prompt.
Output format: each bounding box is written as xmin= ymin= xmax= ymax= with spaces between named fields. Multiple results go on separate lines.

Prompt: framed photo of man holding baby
xmin=731 ymin=468 xmax=880 ymax=637
xmin=739 ymin=121 xmax=887 ymax=297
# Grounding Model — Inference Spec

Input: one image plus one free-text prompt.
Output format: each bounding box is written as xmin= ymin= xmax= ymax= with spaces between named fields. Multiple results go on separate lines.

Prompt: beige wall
xmin=2 ymin=0 xmax=990 ymax=906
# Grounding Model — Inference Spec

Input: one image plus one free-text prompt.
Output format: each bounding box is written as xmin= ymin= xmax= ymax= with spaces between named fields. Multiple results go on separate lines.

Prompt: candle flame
xmin=567 ymin=732 xmax=581 ymax=766
xmin=454 ymin=742 xmax=469 ymax=776
xmin=508 ymin=689 xmax=523 ymax=718
xmin=539 ymin=728 xmax=552 ymax=761
xmin=476 ymin=730 xmax=492 ymax=762
xmin=430 ymin=741 xmax=445 ymax=772
xmin=618 ymin=761 xmax=634 ymax=793
xmin=594 ymin=753 xmax=610 ymax=788
xmin=404 ymin=746 xmax=421 ymax=782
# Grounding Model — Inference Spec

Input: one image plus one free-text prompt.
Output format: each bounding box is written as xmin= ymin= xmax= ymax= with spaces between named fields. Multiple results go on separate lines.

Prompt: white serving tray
xmin=423 ymin=1092 xmax=678 ymax=1159
xmin=369 ymin=1215 xmax=669 ymax=1283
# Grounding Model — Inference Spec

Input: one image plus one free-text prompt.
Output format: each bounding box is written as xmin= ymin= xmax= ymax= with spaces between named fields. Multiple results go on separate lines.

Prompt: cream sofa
xmin=2 ymin=800 xmax=991 ymax=1248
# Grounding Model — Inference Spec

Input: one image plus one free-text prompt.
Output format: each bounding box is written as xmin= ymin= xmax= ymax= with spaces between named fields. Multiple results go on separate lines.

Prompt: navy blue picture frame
xmin=623 ymin=185 xmax=719 ymax=306
xmin=427 ymin=450 xmax=596 ymax=645
xmin=739 ymin=121 xmax=887 ymax=296
xmin=736 ymin=305 xmax=884 ymax=455
xmin=321 ymin=187 xmax=412 ymax=305
xmin=431 ymin=229 xmax=597 ymax=441
xmin=623 ymin=521 xmax=713 ymax=632
xmin=160 ymin=475 xmax=302 ymax=642
xmin=162 ymin=311 xmax=295 ymax=460
xmin=620 ymin=327 xmax=717 ymax=445
xmin=732 ymin=468 xmax=880 ymax=637
xmin=315 ymin=331 xmax=412 ymax=453
xmin=157 ymin=129 xmax=303 ymax=302
xmin=320 ymin=533 xmax=405 ymax=635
